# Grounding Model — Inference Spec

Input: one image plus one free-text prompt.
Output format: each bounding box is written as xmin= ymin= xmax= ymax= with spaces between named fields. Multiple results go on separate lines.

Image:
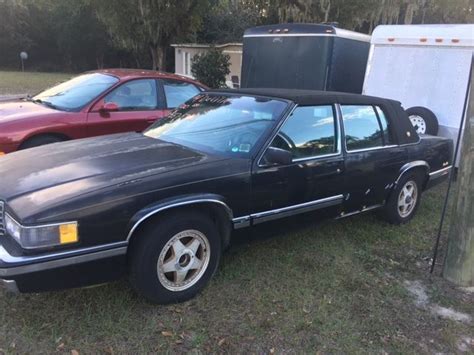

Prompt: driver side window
xmin=270 ymin=105 xmax=338 ymax=160
xmin=104 ymin=79 xmax=158 ymax=111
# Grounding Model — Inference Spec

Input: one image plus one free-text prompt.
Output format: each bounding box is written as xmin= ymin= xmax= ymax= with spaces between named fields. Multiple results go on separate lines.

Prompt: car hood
xmin=0 ymin=133 xmax=227 ymax=219
xmin=0 ymin=100 xmax=57 ymax=123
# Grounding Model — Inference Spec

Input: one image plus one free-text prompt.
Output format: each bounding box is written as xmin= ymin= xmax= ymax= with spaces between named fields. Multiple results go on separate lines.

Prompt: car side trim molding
xmin=0 ymin=242 xmax=128 ymax=277
xmin=233 ymin=194 xmax=344 ymax=227
xmin=126 ymin=198 xmax=234 ymax=241
xmin=395 ymin=160 xmax=430 ymax=185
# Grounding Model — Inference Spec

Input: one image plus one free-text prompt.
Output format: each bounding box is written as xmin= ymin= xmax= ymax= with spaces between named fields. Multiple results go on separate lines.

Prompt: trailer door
xmin=363 ymin=44 xmax=472 ymax=145
xmin=241 ymin=36 xmax=332 ymax=90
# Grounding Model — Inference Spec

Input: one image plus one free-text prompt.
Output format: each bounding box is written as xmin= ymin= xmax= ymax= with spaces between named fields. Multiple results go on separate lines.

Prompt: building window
xmin=183 ymin=52 xmax=191 ymax=76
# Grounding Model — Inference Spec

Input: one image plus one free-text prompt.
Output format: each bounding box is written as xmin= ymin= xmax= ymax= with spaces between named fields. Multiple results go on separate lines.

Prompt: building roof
xmin=171 ymin=43 xmax=242 ymax=48
xmin=211 ymin=88 xmax=398 ymax=106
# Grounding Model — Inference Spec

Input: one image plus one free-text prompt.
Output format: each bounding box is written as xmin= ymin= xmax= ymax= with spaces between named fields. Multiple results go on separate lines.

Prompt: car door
xmin=160 ymin=78 xmax=203 ymax=112
xmin=340 ymin=104 xmax=407 ymax=213
xmin=250 ymin=104 xmax=346 ymax=224
xmin=87 ymin=78 xmax=167 ymax=137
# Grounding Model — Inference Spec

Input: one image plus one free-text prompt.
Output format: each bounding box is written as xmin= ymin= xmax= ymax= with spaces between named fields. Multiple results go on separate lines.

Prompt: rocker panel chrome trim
xmin=253 ymin=195 xmax=343 ymax=224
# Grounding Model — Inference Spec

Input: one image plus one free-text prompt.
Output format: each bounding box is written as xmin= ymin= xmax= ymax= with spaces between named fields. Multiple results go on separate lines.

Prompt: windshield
xmin=144 ymin=93 xmax=288 ymax=157
xmin=32 ymin=73 xmax=119 ymax=111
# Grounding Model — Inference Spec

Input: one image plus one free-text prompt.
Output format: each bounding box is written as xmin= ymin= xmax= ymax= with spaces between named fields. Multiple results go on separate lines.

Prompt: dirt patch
xmin=404 ymin=280 xmax=472 ymax=324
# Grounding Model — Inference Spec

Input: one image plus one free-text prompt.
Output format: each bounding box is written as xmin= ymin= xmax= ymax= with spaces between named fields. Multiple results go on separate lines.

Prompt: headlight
xmin=4 ymin=214 xmax=79 ymax=249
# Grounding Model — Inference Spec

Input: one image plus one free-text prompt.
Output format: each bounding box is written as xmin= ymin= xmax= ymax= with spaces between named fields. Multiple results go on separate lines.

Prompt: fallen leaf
xmin=161 ymin=331 xmax=174 ymax=337
xmin=71 ymin=350 xmax=79 ymax=355
xmin=218 ymin=338 xmax=226 ymax=346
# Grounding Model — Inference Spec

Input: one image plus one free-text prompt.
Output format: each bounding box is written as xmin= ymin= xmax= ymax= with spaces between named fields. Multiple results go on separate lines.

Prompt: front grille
xmin=0 ymin=201 xmax=5 ymax=236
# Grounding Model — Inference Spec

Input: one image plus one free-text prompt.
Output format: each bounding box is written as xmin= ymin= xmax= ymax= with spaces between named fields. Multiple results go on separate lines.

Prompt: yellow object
xmin=0 ymin=152 xmax=5 ymax=156
xmin=59 ymin=223 xmax=78 ymax=244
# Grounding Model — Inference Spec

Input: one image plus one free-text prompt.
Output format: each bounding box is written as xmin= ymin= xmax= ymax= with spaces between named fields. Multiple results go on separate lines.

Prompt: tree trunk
xmin=443 ymin=67 xmax=474 ymax=286
xmin=150 ymin=45 xmax=167 ymax=71
xmin=150 ymin=45 xmax=158 ymax=71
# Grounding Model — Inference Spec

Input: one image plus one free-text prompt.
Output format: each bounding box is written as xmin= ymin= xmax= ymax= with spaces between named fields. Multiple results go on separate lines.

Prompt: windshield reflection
xmin=33 ymin=73 xmax=119 ymax=112
xmin=144 ymin=94 xmax=288 ymax=157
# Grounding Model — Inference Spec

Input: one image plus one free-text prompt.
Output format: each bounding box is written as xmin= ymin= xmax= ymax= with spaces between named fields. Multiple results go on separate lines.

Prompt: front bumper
xmin=1 ymin=278 xmax=19 ymax=293
xmin=0 ymin=242 xmax=128 ymax=293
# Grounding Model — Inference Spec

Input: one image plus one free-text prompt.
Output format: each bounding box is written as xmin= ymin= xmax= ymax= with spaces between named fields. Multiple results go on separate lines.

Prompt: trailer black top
xmin=241 ymin=23 xmax=371 ymax=94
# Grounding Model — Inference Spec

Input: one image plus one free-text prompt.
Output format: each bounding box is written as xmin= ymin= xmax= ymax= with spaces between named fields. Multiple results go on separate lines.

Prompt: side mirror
xmin=99 ymin=102 xmax=119 ymax=114
xmin=262 ymin=147 xmax=293 ymax=166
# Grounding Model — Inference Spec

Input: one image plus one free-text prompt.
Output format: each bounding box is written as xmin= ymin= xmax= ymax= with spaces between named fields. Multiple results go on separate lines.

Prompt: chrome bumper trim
xmin=429 ymin=166 xmax=452 ymax=179
xmin=0 ymin=278 xmax=19 ymax=293
xmin=0 ymin=242 xmax=128 ymax=277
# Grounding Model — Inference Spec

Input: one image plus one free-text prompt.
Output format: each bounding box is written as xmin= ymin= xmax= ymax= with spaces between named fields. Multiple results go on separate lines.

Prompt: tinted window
xmin=144 ymin=94 xmax=288 ymax=157
xmin=163 ymin=80 xmax=201 ymax=108
xmin=375 ymin=106 xmax=394 ymax=145
xmin=270 ymin=105 xmax=337 ymax=159
xmin=33 ymin=73 xmax=119 ymax=112
xmin=342 ymin=105 xmax=383 ymax=151
xmin=105 ymin=79 xmax=157 ymax=110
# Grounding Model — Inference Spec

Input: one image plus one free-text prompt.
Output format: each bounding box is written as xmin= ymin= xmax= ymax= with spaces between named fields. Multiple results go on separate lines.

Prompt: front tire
xmin=129 ymin=211 xmax=221 ymax=304
xmin=383 ymin=173 xmax=422 ymax=224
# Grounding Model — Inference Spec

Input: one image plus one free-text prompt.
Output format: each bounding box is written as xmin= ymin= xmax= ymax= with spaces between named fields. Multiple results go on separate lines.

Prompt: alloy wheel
xmin=157 ymin=229 xmax=211 ymax=292
xmin=398 ymin=180 xmax=418 ymax=218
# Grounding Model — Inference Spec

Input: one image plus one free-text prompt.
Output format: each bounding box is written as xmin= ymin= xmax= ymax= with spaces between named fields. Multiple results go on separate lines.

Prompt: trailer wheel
xmin=406 ymin=106 xmax=439 ymax=135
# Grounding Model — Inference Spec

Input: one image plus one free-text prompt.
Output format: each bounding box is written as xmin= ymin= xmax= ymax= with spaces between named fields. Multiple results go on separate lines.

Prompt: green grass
xmin=0 ymin=70 xmax=72 ymax=96
xmin=1 ymin=186 xmax=473 ymax=353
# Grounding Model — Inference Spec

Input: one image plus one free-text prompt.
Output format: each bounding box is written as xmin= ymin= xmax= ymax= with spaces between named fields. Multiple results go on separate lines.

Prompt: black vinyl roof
xmin=212 ymin=88 xmax=400 ymax=106
xmin=209 ymin=88 xmax=419 ymax=145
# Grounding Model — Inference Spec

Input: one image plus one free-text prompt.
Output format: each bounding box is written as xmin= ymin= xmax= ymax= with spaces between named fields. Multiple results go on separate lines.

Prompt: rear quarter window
xmin=341 ymin=105 xmax=383 ymax=151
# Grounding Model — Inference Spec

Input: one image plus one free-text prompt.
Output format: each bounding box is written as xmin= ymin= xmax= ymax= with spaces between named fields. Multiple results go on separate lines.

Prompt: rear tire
xmin=406 ymin=106 xmax=439 ymax=135
xmin=383 ymin=172 xmax=422 ymax=225
xmin=129 ymin=211 xmax=221 ymax=304
xmin=20 ymin=135 xmax=65 ymax=150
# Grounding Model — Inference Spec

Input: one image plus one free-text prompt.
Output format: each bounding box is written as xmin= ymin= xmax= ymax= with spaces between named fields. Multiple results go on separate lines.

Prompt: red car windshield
xmin=32 ymin=73 xmax=119 ymax=112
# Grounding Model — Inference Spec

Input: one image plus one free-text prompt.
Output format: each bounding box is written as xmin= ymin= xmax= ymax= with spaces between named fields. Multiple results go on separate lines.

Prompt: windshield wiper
xmin=31 ymin=99 xmax=59 ymax=110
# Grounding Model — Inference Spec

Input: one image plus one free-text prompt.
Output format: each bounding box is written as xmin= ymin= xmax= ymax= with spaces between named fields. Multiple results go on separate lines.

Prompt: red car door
xmin=86 ymin=78 xmax=167 ymax=136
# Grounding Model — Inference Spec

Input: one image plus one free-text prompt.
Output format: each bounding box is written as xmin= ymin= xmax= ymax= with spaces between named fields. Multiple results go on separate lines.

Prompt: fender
xmin=394 ymin=160 xmax=430 ymax=186
xmin=126 ymin=193 xmax=234 ymax=242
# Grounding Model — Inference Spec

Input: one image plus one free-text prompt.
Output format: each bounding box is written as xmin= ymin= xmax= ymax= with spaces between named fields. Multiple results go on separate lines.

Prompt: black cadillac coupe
xmin=0 ymin=89 xmax=453 ymax=303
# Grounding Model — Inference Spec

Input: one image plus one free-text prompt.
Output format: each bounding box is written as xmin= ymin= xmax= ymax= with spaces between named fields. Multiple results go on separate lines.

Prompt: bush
xmin=191 ymin=48 xmax=230 ymax=88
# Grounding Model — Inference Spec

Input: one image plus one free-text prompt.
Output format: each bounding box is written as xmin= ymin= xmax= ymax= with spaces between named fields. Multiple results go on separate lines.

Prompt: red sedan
xmin=0 ymin=69 xmax=207 ymax=155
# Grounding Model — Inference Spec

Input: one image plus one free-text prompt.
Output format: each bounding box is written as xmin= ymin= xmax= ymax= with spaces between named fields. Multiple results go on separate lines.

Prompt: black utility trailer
xmin=241 ymin=23 xmax=371 ymax=94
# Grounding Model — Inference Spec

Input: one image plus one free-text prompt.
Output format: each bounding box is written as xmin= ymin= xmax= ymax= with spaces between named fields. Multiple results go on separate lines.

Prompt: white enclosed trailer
xmin=363 ymin=24 xmax=473 ymax=151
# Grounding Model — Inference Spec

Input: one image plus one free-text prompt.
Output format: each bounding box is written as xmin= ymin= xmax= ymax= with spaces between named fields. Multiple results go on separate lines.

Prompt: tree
xmin=191 ymin=0 xmax=262 ymax=44
xmin=191 ymin=49 xmax=230 ymax=88
xmin=0 ymin=0 xmax=32 ymax=69
xmin=92 ymin=0 xmax=208 ymax=71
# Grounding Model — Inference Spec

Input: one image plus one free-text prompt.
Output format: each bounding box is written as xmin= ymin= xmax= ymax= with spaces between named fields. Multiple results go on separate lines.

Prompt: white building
xmin=171 ymin=43 xmax=243 ymax=87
